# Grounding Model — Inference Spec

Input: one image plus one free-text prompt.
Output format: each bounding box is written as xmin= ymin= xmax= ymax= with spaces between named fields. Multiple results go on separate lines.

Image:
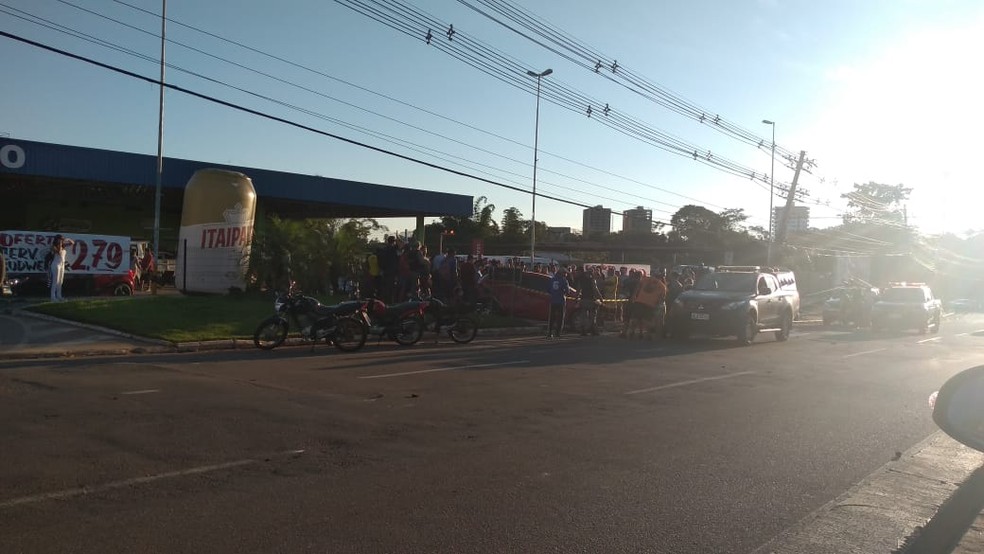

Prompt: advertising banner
xmin=0 ymin=231 xmax=131 ymax=275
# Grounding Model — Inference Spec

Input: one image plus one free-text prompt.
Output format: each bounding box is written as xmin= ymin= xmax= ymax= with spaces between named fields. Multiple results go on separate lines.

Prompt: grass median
xmin=27 ymin=293 xmax=534 ymax=343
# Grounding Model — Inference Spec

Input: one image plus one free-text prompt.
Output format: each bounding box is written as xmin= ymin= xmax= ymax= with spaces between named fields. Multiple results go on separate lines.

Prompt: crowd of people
xmin=347 ymin=235 xmax=717 ymax=340
xmin=356 ymin=235 xmax=484 ymax=306
xmin=544 ymin=263 xmax=711 ymax=339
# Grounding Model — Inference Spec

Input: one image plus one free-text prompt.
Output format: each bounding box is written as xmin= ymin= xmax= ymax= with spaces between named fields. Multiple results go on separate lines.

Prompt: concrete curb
xmin=751 ymin=431 xmax=984 ymax=554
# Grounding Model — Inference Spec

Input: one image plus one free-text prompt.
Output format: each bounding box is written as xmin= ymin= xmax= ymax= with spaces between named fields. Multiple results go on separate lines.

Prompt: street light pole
xmin=762 ymin=119 xmax=775 ymax=266
xmin=527 ymin=68 xmax=552 ymax=266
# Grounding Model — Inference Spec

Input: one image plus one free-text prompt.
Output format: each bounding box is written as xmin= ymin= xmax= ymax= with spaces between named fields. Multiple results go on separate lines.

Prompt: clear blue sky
xmin=2 ymin=0 xmax=981 ymax=238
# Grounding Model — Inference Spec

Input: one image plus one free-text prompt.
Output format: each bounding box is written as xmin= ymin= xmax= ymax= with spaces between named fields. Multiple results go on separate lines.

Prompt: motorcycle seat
xmin=313 ymin=300 xmax=362 ymax=317
xmin=382 ymin=301 xmax=423 ymax=318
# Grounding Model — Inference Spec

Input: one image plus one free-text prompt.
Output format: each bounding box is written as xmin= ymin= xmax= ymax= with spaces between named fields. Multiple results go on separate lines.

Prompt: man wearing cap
xmin=547 ymin=266 xmax=576 ymax=338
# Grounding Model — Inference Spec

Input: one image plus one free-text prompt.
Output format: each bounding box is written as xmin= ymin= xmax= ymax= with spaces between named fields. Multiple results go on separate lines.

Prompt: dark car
xmin=8 ymin=271 xmax=135 ymax=298
xmin=822 ymin=286 xmax=880 ymax=327
xmin=667 ymin=267 xmax=797 ymax=345
xmin=870 ymin=283 xmax=942 ymax=334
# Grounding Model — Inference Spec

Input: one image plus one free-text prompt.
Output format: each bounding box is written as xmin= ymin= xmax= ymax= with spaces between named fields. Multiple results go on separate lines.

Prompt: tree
xmin=247 ymin=216 xmax=381 ymax=294
xmin=669 ymin=205 xmax=722 ymax=244
xmin=472 ymin=196 xmax=498 ymax=238
xmin=434 ymin=195 xmax=499 ymax=243
xmin=718 ymin=208 xmax=749 ymax=232
xmin=500 ymin=207 xmax=525 ymax=239
xmin=841 ymin=182 xmax=912 ymax=225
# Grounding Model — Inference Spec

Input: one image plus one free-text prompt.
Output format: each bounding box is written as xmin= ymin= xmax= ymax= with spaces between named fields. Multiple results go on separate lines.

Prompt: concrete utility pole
xmin=774 ymin=150 xmax=807 ymax=248
xmin=151 ymin=0 xmax=167 ymax=295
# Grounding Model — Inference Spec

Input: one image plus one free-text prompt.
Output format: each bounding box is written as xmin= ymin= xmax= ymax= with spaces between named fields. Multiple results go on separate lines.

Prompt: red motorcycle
xmin=361 ymin=298 xmax=428 ymax=346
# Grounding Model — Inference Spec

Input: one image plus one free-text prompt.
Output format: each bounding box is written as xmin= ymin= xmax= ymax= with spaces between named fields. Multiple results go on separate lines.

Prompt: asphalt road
xmin=2 ymin=315 xmax=984 ymax=553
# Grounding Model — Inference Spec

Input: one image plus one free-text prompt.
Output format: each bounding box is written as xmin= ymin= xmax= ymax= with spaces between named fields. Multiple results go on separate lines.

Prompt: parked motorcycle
xmin=421 ymin=297 xmax=480 ymax=344
xmin=253 ymin=284 xmax=368 ymax=351
xmin=361 ymin=298 xmax=428 ymax=345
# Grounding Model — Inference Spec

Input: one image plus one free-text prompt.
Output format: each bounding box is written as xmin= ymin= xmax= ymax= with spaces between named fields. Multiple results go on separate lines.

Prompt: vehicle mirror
xmin=758 ymin=284 xmax=771 ymax=295
xmin=932 ymin=365 xmax=984 ymax=453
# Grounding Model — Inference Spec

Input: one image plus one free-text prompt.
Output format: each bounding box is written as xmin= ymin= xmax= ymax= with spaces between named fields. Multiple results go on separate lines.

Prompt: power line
xmin=0 ymin=29 xmax=685 ymax=228
xmin=102 ymin=0 xmax=731 ymax=210
xmin=457 ymin=0 xmax=803 ymax=163
xmin=334 ymin=0 xmax=781 ymax=186
xmin=8 ymin=2 xmax=688 ymax=225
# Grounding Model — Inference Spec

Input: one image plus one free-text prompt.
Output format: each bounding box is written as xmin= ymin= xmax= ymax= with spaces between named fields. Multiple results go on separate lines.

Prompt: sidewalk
xmin=0 ymin=307 xmax=172 ymax=360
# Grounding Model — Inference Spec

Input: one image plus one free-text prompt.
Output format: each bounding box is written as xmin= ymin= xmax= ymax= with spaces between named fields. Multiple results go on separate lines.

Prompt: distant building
xmin=622 ymin=206 xmax=653 ymax=233
xmin=774 ymin=205 xmax=810 ymax=233
xmin=582 ymin=205 xmax=611 ymax=237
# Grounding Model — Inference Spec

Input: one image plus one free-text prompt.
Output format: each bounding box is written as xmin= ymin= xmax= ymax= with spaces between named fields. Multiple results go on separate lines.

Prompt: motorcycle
xmin=421 ymin=297 xmax=480 ymax=344
xmin=253 ymin=283 xmax=368 ymax=351
xmin=360 ymin=298 xmax=428 ymax=346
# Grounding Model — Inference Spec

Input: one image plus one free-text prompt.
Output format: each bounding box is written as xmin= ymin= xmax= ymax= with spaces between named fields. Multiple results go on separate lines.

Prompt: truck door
xmin=756 ymin=275 xmax=779 ymax=326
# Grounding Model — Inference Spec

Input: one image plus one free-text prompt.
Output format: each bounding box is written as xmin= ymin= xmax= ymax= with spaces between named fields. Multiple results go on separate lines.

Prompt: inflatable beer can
xmin=175 ymin=169 xmax=256 ymax=294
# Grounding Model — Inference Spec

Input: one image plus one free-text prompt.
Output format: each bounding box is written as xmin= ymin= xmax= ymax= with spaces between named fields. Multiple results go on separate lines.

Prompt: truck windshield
xmin=693 ymin=273 xmax=756 ymax=293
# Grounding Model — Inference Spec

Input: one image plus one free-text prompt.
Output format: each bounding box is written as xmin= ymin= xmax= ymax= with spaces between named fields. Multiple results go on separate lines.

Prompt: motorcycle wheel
xmin=333 ymin=317 xmax=368 ymax=352
xmin=394 ymin=316 xmax=424 ymax=346
xmin=449 ymin=317 xmax=478 ymax=344
xmin=253 ymin=316 xmax=288 ymax=350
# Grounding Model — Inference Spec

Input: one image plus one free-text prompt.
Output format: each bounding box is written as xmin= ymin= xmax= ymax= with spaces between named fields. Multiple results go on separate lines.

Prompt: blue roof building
xmin=0 ymin=138 xmax=472 ymax=240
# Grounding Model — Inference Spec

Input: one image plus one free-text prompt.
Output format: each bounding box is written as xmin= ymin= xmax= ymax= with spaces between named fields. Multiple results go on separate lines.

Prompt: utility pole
xmin=774 ymin=150 xmax=807 ymax=248
xmin=151 ymin=0 xmax=167 ymax=295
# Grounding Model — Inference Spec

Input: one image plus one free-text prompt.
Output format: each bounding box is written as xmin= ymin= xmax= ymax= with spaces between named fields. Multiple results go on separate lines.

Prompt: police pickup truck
xmin=667 ymin=266 xmax=800 ymax=345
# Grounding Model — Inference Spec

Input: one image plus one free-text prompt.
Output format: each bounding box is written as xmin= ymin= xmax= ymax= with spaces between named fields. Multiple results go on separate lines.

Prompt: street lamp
xmin=762 ymin=119 xmax=776 ymax=266
xmin=527 ymin=68 xmax=552 ymax=265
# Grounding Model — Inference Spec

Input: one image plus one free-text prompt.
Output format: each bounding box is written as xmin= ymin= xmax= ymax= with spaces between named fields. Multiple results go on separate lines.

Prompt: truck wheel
xmin=737 ymin=313 xmax=757 ymax=346
xmin=775 ymin=310 xmax=792 ymax=342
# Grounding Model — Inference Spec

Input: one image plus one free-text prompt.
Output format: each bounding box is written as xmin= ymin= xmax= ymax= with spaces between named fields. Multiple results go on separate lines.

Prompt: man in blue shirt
xmin=547 ymin=267 xmax=576 ymax=338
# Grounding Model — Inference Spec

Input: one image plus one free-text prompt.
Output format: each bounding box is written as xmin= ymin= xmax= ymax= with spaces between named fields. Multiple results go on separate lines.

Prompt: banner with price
xmin=1 ymin=231 xmax=131 ymax=275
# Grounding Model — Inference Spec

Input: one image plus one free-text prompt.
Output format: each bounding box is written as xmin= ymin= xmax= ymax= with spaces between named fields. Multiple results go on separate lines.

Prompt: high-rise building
xmin=622 ymin=206 xmax=653 ymax=233
xmin=582 ymin=205 xmax=611 ymax=237
xmin=773 ymin=205 xmax=810 ymax=233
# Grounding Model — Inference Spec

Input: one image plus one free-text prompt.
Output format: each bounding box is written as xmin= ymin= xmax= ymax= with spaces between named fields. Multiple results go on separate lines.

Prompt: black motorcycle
xmin=421 ymin=297 xmax=480 ymax=343
xmin=253 ymin=284 xmax=368 ymax=351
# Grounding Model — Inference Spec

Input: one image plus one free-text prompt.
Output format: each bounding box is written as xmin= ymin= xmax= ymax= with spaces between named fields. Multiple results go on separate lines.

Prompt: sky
xmin=1 ymin=0 xmax=982 ymax=242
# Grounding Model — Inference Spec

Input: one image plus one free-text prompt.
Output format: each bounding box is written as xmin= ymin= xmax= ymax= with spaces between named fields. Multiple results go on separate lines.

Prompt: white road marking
xmin=0 ymin=449 xmax=307 ymax=509
xmin=360 ymin=360 xmax=530 ymax=379
xmin=625 ymin=371 xmax=756 ymax=395
xmin=0 ymin=460 xmax=254 ymax=509
xmin=121 ymin=389 xmax=160 ymax=395
xmin=843 ymin=348 xmax=887 ymax=359
xmin=917 ymin=337 xmax=942 ymax=344
xmin=957 ymin=329 xmax=984 ymax=337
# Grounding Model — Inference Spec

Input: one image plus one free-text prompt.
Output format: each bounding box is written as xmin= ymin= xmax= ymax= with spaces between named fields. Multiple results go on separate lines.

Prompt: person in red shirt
xmin=139 ymin=249 xmax=156 ymax=291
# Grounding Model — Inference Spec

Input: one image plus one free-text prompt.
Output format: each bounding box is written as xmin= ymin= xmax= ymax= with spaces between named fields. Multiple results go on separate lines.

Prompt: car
xmin=667 ymin=266 xmax=798 ymax=345
xmin=822 ymin=285 xmax=880 ymax=327
xmin=7 ymin=271 xmax=136 ymax=298
xmin=870 ymin=282 xmax=942 ymax=334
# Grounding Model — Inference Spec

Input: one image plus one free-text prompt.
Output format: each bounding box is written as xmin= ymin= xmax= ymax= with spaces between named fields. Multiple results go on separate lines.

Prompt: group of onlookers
xmin=545 ymin=263 xmax=712 ymax=339
xmin=360 ymin=235 xmax=484 ymax=306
